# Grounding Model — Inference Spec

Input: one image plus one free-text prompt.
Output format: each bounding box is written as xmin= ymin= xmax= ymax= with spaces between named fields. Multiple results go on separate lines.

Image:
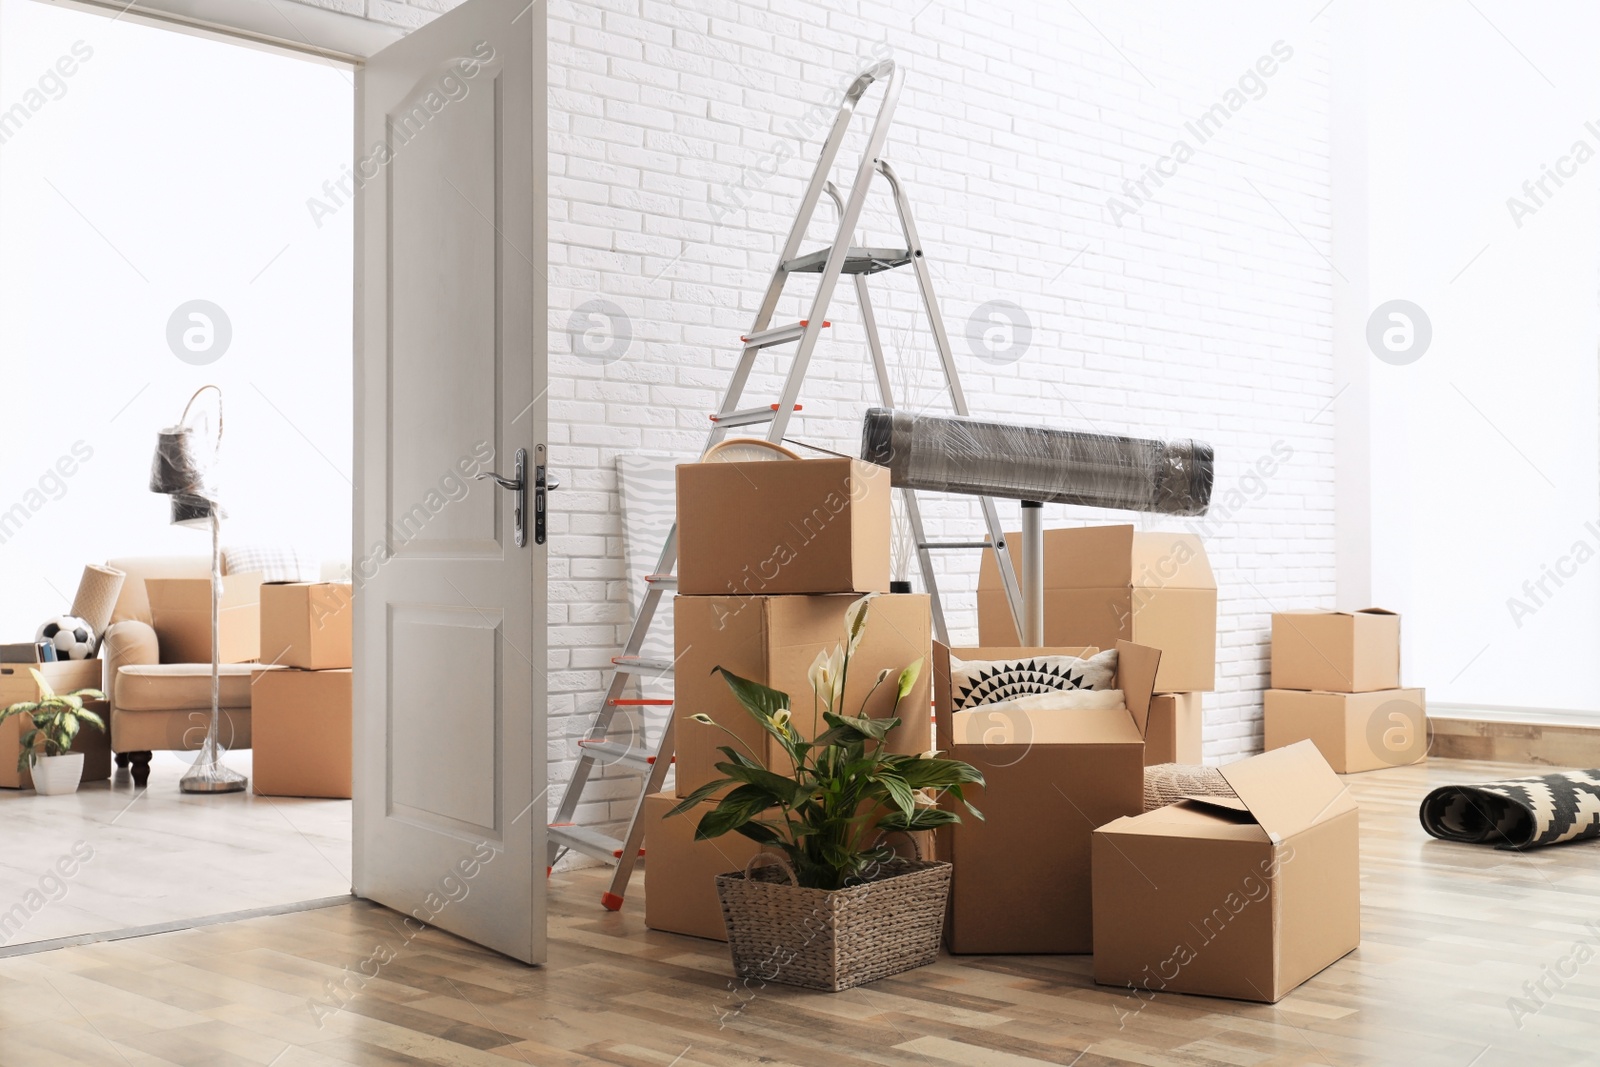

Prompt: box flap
xmin=949 ymin=705 xmax=1142 ymax=746
xmin=1115 ymin=640 xmax=1160 ymax=737
xmin=1357 ymin=607 xmax=1397 ymax=616
xmin=1128 ymin=532 xmax=1216 ymax=591
xmin=1217 ymin=740 xmax=1354 ymax=842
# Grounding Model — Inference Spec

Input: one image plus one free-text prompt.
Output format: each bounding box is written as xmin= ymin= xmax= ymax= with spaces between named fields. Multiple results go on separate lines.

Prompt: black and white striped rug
xmin=1419 ymin=770 xmax=1600 ymax=850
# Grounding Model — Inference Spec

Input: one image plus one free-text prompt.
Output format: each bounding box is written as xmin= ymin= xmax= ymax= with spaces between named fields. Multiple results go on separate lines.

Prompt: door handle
xmin=475 ymin=448 xmax=528 ymax=547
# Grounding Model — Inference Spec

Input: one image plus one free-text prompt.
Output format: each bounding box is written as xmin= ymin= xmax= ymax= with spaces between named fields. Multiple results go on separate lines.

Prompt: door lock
xmin=475 ymin=446 xmax=555 ymax=547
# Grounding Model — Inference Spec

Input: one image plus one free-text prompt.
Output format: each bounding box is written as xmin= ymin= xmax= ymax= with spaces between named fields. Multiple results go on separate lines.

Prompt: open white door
xmin=353 ymin=0 xmax=546 ymax=964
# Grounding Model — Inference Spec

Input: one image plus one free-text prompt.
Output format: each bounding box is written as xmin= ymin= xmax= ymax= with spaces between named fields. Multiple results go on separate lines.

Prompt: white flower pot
xmin=32 ymin=753 xmax=84 ymax=796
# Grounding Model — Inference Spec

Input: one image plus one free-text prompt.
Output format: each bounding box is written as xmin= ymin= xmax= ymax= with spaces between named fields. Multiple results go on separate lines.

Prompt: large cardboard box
xmin=676 ymin=458 xmax=892 ymax=596
xmin=1092 ymin=740 xmax=1360 ymax=1003
xmin=1264 ymin=688 xmax=1427 ymax=773
xmin=0 ymin=660 xmax=110 ymax=789
xmin=251 ymin=668 xmax=352 ymax=798
xmin=977 ymin=526 xmax=1216 ymax=692
xmin=260 ymin=582 xmax=353 ymax=669
xmin=1270 ymin=608 xmax=1400 ymax=693
xmin=146 ymin=572 xmax=264 ymax=664
xmin=933 ymin=640 xmax=1161 ymax=954
xmin=674 ymin=593 xmax=932 ymax=798
xmin=642 ymin=791 xmax=764 ymax=941
xmin=1145 ymin=692 xmax=1203 ymax=765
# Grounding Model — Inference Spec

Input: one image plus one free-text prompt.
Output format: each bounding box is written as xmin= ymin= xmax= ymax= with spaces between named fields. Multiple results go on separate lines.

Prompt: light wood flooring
xmin=0 ymin=757 xmax=1595 ymax=1065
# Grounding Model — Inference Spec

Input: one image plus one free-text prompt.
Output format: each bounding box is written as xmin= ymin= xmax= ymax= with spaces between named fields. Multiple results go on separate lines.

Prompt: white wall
xmin=1345 ymin=0 xmax=1600 ymax=715
xmin=285 ymin=0 xmax=1340 ymax=839
xmin=0 ymin=0 xmax=353 ymax=641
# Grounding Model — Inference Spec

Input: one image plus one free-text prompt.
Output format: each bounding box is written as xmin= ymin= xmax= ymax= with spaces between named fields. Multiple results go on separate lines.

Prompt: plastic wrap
xmin=860 ymin=407 xmax=1213 ymax=516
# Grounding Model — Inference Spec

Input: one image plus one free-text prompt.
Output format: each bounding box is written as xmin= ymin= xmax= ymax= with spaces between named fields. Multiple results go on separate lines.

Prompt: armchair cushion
xmin=101 ymin=619 xmax=159 ymax=706
xmin=114 ymin=663 xmax=262 ymax=713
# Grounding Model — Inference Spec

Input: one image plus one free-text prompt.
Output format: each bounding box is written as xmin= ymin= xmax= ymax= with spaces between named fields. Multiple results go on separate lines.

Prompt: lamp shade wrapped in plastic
xmin=860 ymin=407 xmax=1213 ymax=516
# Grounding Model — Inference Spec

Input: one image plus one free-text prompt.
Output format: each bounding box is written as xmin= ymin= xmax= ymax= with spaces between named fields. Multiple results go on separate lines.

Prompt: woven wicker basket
xmin=715 ymin=849 xmax=952 ymax=993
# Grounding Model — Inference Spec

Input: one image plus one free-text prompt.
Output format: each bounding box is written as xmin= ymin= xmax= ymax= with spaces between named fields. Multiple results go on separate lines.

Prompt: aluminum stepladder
xmin=546 ymin=59 xmax=1027 ymax=909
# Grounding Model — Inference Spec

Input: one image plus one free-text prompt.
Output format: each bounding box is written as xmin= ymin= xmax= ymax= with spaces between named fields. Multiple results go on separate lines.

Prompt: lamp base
xmin=179 ymin=761 xmax=248 ymax=794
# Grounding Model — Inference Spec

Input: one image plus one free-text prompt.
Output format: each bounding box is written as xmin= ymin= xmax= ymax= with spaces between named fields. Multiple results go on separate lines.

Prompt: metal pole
xmin=1020 ymin=501 xmax=1044 ymax=646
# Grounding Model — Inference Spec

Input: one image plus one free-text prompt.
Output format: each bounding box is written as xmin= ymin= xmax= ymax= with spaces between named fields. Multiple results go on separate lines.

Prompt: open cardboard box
xmin=1092 ymin=740 xmax=1360 ymax=1003
xmin=675 ymin=457 xmax=891 ymax=596
xmin=146 ymin=571 xmax=264 ymax=664
xmin=0 ymin=660 xmax=110 ymax=789
xmin=977 ymin=526 xmax=1216 ymax=691
xmin=673 ymin=593 xmax=931 ymax=798
xmin=933 ymin=640 xmax=1160 ymax=954
xmin=1271 ymin=608 xmax=1399 ymax=693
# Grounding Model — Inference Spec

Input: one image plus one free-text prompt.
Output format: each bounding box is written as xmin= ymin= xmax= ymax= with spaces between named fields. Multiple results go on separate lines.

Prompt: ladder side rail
xmin=602 ymin=714 xmax=676 ymax=909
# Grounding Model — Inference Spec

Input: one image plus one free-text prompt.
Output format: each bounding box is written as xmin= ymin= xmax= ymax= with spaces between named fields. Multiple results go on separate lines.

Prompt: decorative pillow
xmin=949 ymin=649 xmax=1118 ymax=710
xmin=221 ymin=546 xmax=319 ymax=584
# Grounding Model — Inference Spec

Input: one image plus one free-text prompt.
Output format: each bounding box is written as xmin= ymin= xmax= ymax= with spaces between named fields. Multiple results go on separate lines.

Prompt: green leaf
xmin=694 ymin=784 xmax=780 ymax=840
xmin=731 ymin=821 xmax=781 ymax=846
xmin=712 ymin=667 xmax=789 ymax=722
xmin=665 ymin=779 xmax=736 ymax=817
xmin=895 ymin=756 xmax=985 ymax=789
xmin=896 ymin=658 xmax=923 ymax=701
xmin=714 ymin=760 xmax=812 ymax=809
xmin=877 ymin=807 xmax=961 ymax=831
xmin=27 ymin=668 xmax=53 ymax=700
xmin=873 ymin=772 xmax=916 ymax=819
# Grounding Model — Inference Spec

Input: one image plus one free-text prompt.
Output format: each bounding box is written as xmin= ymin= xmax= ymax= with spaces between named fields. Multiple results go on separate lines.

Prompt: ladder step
xmin=577 ymin=739 xmax=659 ymax=771
xmin=612 ymin=655 xmax=675 ymax=677
xmin=548 ymin=824 xmax=640 ymax=864
xmin=783 ymin=246 xmax=912 ymax=275
xmin=741 ymin=320 xmax=829 ymax=349
xmin=919 ymin=540 xmax=1000 ymax=550
xmin=709 ymin=403 xmax=802 ymax=428
xmin=643 ymin=573 xmax=677 ymax=588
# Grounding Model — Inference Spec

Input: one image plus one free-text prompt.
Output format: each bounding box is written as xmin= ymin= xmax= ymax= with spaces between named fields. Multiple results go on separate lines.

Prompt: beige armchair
xmin=100 ymin=557 xmax=258 ymax=787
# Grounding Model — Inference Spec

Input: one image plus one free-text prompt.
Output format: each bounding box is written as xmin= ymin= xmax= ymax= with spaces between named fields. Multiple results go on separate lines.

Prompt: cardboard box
xmin=676 ymin=458 xmax=891 ymax=596
xmin=0 ymin=660 xmax=110 ymax=789
xmin=146 ymin=572 xmax=264 ymax=664
xmin=260 ymin=582 xmax=353 ymax=669
xmin=977 ymin=526 xmax=1216 ymax=692
xmin=674 ymin=593 xmax=932 ymax=798
xmin=934 ymin=640 xmax=1161 ymax=954
xmin=1270 ymin=608 xmax=1400 ymax=693
xmin=1146 ymin=692 xmax=1203 ymax=765
xmin=251 ymin=668 xmax=351 ymax=798
xmin=1264 ymin=688 xmax=1426 ymax=773
xmin=1092 ymin=740 xmax=1360 ymax=1003
xmin=643 ymin=791 xmax=764 ymax=941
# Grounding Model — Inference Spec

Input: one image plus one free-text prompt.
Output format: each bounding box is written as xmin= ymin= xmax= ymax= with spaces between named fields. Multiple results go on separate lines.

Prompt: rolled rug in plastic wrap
xmin=1419 ymin=770 xmax=1600 ymax=850
xmin=859 ymin=407 xmax=1213 ymax=515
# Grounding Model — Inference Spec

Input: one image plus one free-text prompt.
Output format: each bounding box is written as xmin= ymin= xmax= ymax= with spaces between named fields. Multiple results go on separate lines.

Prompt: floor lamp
xmin=149 ymin=385 xmax=246 ymax=794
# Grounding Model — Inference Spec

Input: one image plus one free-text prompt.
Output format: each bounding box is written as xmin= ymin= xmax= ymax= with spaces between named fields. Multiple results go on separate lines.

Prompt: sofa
xmin=99 ymin=554 xmax=344 ymax=787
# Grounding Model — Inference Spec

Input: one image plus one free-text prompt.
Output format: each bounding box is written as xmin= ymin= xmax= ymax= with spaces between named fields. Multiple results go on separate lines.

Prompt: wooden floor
xmin=0 ymin=757 xmax=1595 ymax=1065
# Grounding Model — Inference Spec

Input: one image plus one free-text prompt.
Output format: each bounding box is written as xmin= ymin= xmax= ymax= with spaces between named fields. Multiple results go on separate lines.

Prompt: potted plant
xmin=0 ymin=668 xmax=106 ymax=796
xmin=670 ymin=593 xmax=984 ymax=992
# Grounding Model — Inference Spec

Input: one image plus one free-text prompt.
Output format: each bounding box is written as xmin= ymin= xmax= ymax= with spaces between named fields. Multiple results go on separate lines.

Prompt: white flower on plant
xmin=843 ymin=594 xmax=876 ymax=656
xmin=807 ymin=644 xmax=845 ymax=711
xmin=688 ymin=713 xmax=714 ymax=725
xmin=772 ymin=708 xmax=792 ymax=733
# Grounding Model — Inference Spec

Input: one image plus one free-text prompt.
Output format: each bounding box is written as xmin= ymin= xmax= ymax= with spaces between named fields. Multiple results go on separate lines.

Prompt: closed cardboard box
xmin=261 ymin=582 xmax=353 ymax=669
xmin=1146 ymin=692 xmax=1203 ymax=765
xmin=934 ymin=640 xmax=1161 ymax=954
xmin=1271 ymin=609 xmax=1400 ymax=693
xmin=1092 ymin=740 xmax=1360 ymax=1003
xmin=676 ymin=458 xmax=891 ymax=596
xmin=146 ymin=572 xmax=264 ymax=664
xmin=673 ymin=593 xmax=931 ymax=798
xmin=977 ymin=526 xmax=1216 ymax=692
xmin=1264 ymin=688 xmax=1427 ymax=773
xmin=643 ymin=791 xmax=763 ymax=941
xmin=251 ymin=668 xmax=351 ymax=798
xmin=0 ymin=661 xmax=110 ymax=789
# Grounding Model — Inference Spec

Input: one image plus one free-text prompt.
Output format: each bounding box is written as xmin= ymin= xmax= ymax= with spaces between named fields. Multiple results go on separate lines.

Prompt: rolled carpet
xmin=1419 ymin=770 xmax=1600 ymax=850
xmin=1144 ymin=763 xmax=1236 ymax=813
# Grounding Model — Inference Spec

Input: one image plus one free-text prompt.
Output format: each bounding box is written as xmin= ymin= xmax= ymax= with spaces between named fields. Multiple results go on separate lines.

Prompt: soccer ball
xmin=36 ymin=615 xmax=96 ymax=660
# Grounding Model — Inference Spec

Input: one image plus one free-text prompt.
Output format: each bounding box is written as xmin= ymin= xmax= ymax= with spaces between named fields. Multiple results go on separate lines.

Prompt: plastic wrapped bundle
xmin=860 ymin=408 xmax=1213 ymax=516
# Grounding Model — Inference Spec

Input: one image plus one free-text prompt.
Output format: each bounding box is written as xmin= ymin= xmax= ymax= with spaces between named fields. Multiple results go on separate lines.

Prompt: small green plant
xmin=0 ymin=668 xmax=106 ymax=773
xmin=670 ymin=593 xmax=984 ymax=891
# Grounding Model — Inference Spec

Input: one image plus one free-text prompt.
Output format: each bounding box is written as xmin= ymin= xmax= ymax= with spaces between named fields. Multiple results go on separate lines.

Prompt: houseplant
xmin=0 ymin=667 xmax=106 ymax=796
xmin=670 ymin=593 xmax=984 ymax=991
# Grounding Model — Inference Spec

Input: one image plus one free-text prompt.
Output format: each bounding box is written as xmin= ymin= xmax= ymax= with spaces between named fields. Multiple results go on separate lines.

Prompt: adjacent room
xmin=0 ymin=0 xmax=1596 ymax=1064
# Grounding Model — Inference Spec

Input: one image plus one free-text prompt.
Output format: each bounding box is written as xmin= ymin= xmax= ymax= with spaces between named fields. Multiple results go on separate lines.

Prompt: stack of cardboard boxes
xmin=978 ymin=525 xmax=1217 ymax=764
xmin=254 ymin=582 xmax=355 ymax=798
xmin=643 ymin=457 xmax=934 ymax=941
xmin=1264 ymin=609 xmax=1427 ymax=772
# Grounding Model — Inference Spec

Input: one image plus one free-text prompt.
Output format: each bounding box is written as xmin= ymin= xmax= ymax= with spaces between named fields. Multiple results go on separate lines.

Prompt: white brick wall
xmin=300 ymin=0 xmax=1338 ymax=846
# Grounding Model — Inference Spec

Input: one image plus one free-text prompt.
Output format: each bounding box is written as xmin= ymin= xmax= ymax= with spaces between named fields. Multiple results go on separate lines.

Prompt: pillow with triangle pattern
xmin=949 ymin=649 xmax=1118 ymax=711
